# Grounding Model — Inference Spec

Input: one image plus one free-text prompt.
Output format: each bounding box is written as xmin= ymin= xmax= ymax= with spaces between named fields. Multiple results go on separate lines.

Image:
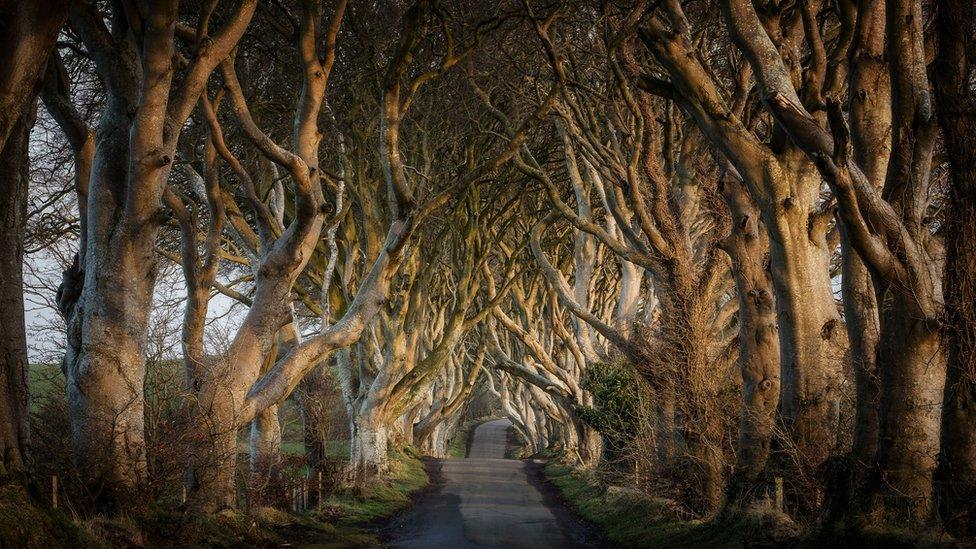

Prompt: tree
xmin=44 ymin=0 xmax=255 ymax=510
xmin=640 ymin=5 xmax=848 ymax=503
xmin=0 ymin=0 xmax=71 ymax=478
xmin=934 ymin=0 xmax=976 ymax=536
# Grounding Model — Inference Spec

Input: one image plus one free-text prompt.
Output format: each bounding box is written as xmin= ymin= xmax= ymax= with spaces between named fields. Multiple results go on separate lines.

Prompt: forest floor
xmin=382 ymin=419 xmax=605 ymax=548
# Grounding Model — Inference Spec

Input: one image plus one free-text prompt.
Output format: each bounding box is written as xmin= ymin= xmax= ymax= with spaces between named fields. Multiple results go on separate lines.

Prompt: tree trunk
xmin=841 ymin=223 xmax=882 ymax=465
xmin=824 ymin=233 xmax=880 ymax=520
xmin=845 ymin=0 xmax=887 ymax=466
xmin=763 ymin=155 xmax=845 ymax=474
xmin=686 ymin=410 xmax=726 ymax=516
xmin=185 ymin=380 xmax=240 ymax=512
xmin=933 ymin=0 xmax=976 ymax=536
xmin=249 ymin=338 xmax=283 ymax=492
xmin=349 ymin=407 xmax=389 ymax=489
xmin=578 ymin=423 xmax=603 ymax=468
xmin=0 ymin=0 xmax=70 ymax=147
xmin=869 ymin=290 xmax=946 ymax=521
xmin=249 ymin=405 xmax=282 ymax=498
xmin=297 ymin=362 xmax=333 ymax=487
xmin=0 ymin=0 xmax=70 ymax=484
xmin=721 ymin=176 xmax=780 ymax=503
xmin=656 ymin=387 xmax=677 ymax=474
xmin=63 ymin=107 xmax=152 ymax=509
xmin=0 ymin=105 xmax=31 ymax=476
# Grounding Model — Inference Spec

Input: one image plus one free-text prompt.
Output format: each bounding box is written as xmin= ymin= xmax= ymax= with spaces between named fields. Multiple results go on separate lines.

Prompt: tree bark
xmin=639 ymin=22 xmax=847 ymax=483
xmin=934 ymin=0 xmax=976 ymax=536
xmin=0 ymin=105 xmax=31 ymax=476
xmin=349 ymin=407 xmax=389 ymax=489
xmin=843 ymin=0 xmax=888 ymax=465
xmin=0 ymin=0 xmax=71 ymax=481
xmin=64 ymin=100 xmax=152 ymax=507
xmin=0 ymin=0 xmax=70 ymax=147
xmin=721 ymin=176 xmax=780 ymax=503
xmin=296 ymin=362 xmax=334 ymax=488
xmin=869 ymin=291 xmax=945 ymax=520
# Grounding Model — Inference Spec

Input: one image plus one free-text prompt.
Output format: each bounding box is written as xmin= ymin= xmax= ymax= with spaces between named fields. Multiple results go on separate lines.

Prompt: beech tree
xmin=39 ymin=0 xmax=257 ymax=509
xmin=0 ymin=0 xmax=71 ymax=478
xmin=639 ymin=4 xmax=849 ymax=501
xmin=934 ymin=0 xmax=976 ymax=536
xmin=8 ymin=0 xmax=976 ymax=542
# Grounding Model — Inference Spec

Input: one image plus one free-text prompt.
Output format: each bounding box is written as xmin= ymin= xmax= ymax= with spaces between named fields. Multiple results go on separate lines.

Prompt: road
xmin=384 ymin=419 xmax=600 ymax=549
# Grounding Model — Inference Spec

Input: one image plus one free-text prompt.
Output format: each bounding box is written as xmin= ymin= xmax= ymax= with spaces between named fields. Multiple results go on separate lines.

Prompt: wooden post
xmin=51 ymin=474 xmax=58 ymax=509
xmin=317 ymin=471 xmax=323 ymax=512
xmin=774 ymin=477 xmax=784 ymax=513
xmin=181 ymin=486 xmax=187 ymax=504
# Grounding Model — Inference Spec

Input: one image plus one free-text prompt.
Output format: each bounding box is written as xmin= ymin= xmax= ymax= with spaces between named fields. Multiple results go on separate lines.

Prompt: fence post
xmin=317 ymin=471 xmax=323 ymax=512
xmin=774 ymin=477 xmax=784 ymax=513
xmin=51 ymin=474 xmax=58 ymax=509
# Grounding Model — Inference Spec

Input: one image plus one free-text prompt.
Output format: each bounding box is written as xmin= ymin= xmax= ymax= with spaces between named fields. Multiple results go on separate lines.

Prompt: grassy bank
xmin=543 ymin=463 xmax=770 ymax=548
xmin=0 ymin=447 xmax=429 ymax=548
xmin=0 ymin=481 xmax=102 ymax=548
xmin=322 ymin=446 xmax=429 ymax=527
xmin=139 ymin=446 xmax=428 ymax=547
xmin=543 ymin=463 xmax=965 ymax=548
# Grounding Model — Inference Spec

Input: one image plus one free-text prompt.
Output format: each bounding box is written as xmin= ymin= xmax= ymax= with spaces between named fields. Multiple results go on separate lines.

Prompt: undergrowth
xmin=0 ymin=480 xmax=101 ymax=548
xmin=146 ymin=445 xmax=428 ymax=547
xmin=544 ymin=463 xmax=967 ymax=548
xmin=544 ymin=463 xmax=764 ymax=548
xmin=1 ymin=446 xmax=429 ymax=548
xmin=321 ymin=446 xmax=429 ymax=527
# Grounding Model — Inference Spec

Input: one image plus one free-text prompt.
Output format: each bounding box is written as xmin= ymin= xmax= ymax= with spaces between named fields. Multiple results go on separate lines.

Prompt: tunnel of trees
xmin=0 ymin=0 xmax=974 ymax=544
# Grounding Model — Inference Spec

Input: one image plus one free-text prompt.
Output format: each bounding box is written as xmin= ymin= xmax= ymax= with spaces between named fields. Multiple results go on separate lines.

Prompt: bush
xmin=575 ymin=361 xmax=642 ymax=464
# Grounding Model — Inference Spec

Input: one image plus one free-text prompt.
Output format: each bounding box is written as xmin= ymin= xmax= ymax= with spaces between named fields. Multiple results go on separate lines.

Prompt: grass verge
xmin=446 ymin=419 xmax=482 ymax=459
xmin=543 ymin=463 xmax=764 ymax=548
xmin=171 ymin=445 xmax=429 ymax=548
xmin=14 ymin=446 xmax=431 ymax=548
xmin=543 ymin=463 xmax=967 ymax=548
xmin=321 ymin=445 xmax=429 ymax=527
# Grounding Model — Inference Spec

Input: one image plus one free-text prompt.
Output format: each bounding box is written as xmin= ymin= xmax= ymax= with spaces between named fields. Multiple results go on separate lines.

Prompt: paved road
xmin=384 ymin=419 xmax=599 ymax=548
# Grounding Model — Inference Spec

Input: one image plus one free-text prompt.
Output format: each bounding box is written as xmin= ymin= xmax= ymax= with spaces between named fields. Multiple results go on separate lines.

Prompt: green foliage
xmin=575 ymin=362 xmax=641 ymax=462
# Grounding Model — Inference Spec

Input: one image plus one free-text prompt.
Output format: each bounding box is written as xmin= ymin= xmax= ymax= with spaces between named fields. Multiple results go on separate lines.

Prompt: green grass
xmin=544 ymin=464 xmax=964 ymax=548
xmin=281 ymin=439 xmax=350 ymax=458
xmin=28 ymin=363 xmax=65 ymax=412
xmin=134 ymin=446 xmax=429 ymax=548
xmin=322 ymin=445 xmax=429 ymax=526
xmin=543 ymin=463 xmax=756 ymax=548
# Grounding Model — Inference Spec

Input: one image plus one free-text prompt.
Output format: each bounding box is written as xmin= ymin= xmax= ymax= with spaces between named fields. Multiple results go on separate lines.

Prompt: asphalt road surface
xmin=384 ymin=419 xmax=601 ymax=549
